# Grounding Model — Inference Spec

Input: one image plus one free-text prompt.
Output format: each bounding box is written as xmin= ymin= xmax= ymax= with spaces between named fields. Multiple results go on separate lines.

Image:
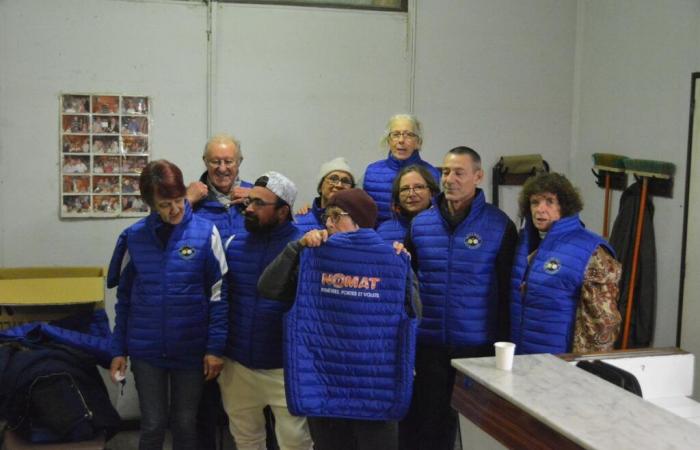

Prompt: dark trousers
xmin=308 ymin=417 xmax=397 ymax=450
xmin=197 ymin=380 xmax=229 ymax=450
xmin=131 ymin=359 xmax=204 ymax=450
xmin=398 ymin=344 xmax=492 ymax=450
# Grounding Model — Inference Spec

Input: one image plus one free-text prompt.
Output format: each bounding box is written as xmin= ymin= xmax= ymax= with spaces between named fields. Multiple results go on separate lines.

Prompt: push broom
xmin=592 ymin=153 xmax=628 ymax=238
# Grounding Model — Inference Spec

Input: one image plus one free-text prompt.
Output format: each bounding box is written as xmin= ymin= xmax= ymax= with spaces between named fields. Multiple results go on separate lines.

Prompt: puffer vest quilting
xmin=285 ymin=229 xmax=417 ymax=420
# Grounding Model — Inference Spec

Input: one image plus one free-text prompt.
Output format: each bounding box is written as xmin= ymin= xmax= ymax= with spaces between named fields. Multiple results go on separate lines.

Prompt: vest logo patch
xmin=543 ymin=258 xmax=561 ymax=274
xmin=320 ymin=272 xmax=381 ymax=299
xmin=464 ymin=233 xmax=482 ymax=249
xmin=179 ymin=246 xmax=196 ymax=259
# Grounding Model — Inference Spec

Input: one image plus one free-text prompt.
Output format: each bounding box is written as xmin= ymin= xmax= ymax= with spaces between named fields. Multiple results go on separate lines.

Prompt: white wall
xmin=211 ymin=3 xmax=411 ymax=205
xmin=571 ymin=0 xmax=700 ymax=347
xmin=413 ymin=0 xmax=578 ymax=220
xmin=0 ymin=0 xmax=209 ymax=268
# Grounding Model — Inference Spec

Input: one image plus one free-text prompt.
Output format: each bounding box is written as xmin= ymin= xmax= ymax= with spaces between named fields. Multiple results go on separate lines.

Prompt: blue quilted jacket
xmin=510 ymin=215 xmax=613 ymax=354
xmin=294 ymin=197 xmax=324 ymax=234
xmin=363 ymin=152 xmax=440 ymax=225
xmin=285 ymin=229 xmax=417 ymax=420
xmin=411 ymin=190 xmax=510 ymax=347
xmin=107 ymin=203 xmax=229 ymax=369
xmin=225 ymin=220 xmax=301 ymax=369
xmin=376 ymin=213 xmax=411 ymax=246
xmin=192 ymin=172 xmax=252 ymax=241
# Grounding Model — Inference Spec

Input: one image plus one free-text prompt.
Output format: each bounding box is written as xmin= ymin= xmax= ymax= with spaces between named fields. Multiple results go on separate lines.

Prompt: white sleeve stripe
xmin=210 ymin=227 xmax=227 ymax=303
xmin=225 ymin=234 xmax=236 ymax=250
xmin=211 ymin=227 xmax=228 ymax=275
xmin=121 ymin=250 xmax=131 ymax=274
xmin=211 ymin=279 xmax=223 ymax=302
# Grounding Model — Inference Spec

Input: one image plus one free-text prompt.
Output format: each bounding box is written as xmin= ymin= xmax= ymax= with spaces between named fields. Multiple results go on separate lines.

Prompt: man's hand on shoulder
xmin=231 ymin=186 xmax=251 ymax=204
xmin=186 ymin=181 xmax=208 ymax=205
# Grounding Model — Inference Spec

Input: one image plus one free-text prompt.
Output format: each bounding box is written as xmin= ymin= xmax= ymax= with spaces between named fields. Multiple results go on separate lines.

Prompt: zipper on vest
xmin=160 ymin=243 xmax=168 ymax=359
xmin=445 ymin=232 xmax=454 ymax=345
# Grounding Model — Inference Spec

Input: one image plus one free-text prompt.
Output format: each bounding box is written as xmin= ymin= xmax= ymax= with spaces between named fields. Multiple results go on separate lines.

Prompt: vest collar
xmin=385 ymin=150 xmax=424 ymax=170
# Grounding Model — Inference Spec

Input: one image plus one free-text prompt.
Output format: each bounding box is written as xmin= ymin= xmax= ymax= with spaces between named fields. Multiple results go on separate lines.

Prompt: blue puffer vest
xmin=376 ymin=213 xmax=411 ymax=246
xmin=285 ymin=229 xmax=417 ymax=420
xmin=363 ymin=152 xmax=440 ymax=225
xmin=107 ymin=203 xmax=228 ymax=369
xmin=225 ymin=220 xmax=301 ymax=369
xmin=510 ymin=215 xmax=613 ymax=354
xmin=294 ymin=197 xmax=324 ymax=234
xmin=192 ymin=173 xmax=252 ymax=241
xmin=411 ymin=190 xmax=509 ymax=347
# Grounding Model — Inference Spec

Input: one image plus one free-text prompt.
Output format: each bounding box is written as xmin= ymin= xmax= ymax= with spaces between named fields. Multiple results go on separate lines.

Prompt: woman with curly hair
xmin=511 ymin=172 xmax=622 ymax=355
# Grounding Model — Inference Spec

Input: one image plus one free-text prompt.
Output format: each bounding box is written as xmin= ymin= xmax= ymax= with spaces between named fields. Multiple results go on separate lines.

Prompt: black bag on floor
xmin=576 ymin=360 xmax=643 ymax=397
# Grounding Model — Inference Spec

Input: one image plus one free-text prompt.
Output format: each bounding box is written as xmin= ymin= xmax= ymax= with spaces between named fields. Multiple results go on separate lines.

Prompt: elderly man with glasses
xmin=295 ymin=157 xmax=356 ymax=233
xmin=258 ymin=188 xmax=421 ymax=450
xmin=219 ymin=172 xmax=313 ymax=450
xmin=363 ymin=114 xmax=441 ymax=225
xmin=187 ymin=133 xmax=253 ymax=241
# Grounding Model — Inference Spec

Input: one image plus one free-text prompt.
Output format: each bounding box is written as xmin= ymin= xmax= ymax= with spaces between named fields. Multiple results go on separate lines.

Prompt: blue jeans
xmin=131 ymin=359 xmax=204 ymax=450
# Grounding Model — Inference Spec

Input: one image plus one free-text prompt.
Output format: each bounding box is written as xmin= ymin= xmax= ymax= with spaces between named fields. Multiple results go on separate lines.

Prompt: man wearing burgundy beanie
xmin=258 ymin=188 xmax=421 ymax=450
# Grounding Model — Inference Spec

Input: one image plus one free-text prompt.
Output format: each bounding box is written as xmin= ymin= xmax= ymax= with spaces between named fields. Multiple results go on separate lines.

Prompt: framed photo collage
xmin=60 ymin=94 xmax=151 ymax=218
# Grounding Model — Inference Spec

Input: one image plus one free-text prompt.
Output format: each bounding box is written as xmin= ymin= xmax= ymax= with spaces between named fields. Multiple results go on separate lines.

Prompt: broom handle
xmin=621 ymin=177 xmax=648 ymax=349
xmin=603 ymin=174 xmax=611 ymax=238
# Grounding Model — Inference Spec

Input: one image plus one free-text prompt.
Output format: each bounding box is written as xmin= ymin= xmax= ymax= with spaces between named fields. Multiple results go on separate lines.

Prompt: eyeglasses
xmin=399 ymin=184 xmax=429 ymax=196
xmin=243 ymin=197 xmax=278 ymax=208
xmin=388 ymin=131 xmax=418 ymax=141
xmin=322 ymin=210 xmax=350 ymax=224
xmin=206 ymin=159 xmax=240 ymax=168
xmin=325 ymin=174 xmax=354 ymax=187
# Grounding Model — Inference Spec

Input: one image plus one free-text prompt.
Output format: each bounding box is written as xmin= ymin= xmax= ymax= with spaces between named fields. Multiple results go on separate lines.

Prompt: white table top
xmin=452 ymin=353 xmax=700 ymax=450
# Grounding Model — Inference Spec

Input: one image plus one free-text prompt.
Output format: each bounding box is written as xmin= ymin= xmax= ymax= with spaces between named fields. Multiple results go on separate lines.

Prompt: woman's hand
xmin=110 ymin=356 xmax=127 ymax=383
xmin=203 ymin=354 xmax=224 ymax=381
xmin=299 ymin=229 xmax=328 ymax=248
xmin=295 ymin=203 xmax=311 ymax=215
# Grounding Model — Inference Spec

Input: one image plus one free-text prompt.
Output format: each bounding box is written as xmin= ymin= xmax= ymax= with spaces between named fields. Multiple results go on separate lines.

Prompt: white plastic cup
xmin=494 ymin=341 xmax=516 ymax=371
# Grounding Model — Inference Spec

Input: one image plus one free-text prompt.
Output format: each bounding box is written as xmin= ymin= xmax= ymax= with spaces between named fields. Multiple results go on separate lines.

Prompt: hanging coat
xmin=609 ymin=181 xmax=656 ymax=348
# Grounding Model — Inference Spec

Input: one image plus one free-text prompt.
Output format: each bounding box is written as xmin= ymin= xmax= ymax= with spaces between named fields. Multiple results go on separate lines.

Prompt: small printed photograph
xmin=122 ymin=156 xmax=148 ymax=174
xmin=92 ymin=115 xmax=119 ymax=134
xmin=123 ymin=136 xmax=147 ymax=154
xmin=94 ymin=195 xmax=120 ymax=213
xmin=63 ymin=175 xmax=90 ymax=193
xmin=62 ymin=115 xmax=89 ymax=134
xmin=121 ymin=116 xmax=148 ymax=135
xmin=62 ymin=95 xmax=89 ymax=113
xmin=62 ymin=135 xmax=90 ymax=153
xmin=92 ymin=136 xmax=121 ymax=154
xmin=122 ymin=195 xmax=148 ymax=213
xmin=62 ymin=155 xmax=90 ymax=174
xmin=122 ymin=176 xmax=140 ymax=193
xmin=122 ymin=96 xmax=148 ymax=115
xmin=92 ymin=95 xmax=119 ymax=114
xmin=62 ymin=195 xmax=91 ymax=214
xmin=93 ymin=175 xmax=120 ymax=194
xmin=93 ymin=155 xmax=121 ymax=174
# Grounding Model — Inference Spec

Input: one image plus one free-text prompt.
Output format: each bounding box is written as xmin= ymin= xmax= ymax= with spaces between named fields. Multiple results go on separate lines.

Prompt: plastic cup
xmin=494 ymin=341 xmax=516 ymax=371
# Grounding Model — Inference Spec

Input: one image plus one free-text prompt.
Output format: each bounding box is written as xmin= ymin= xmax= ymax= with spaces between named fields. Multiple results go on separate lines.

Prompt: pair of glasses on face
xmin=388 ymin=131 xmax=418 ymax=141
xmin=243 ymin=197 xmax=277 ymax=208
xmin=321 ymin=210 xmax=350 ymax=224
xmin=399 ymin=184 xmax=429 ymax=196
xmin=325 ymin=174 xmax=353 ymax=187
xmin=206 ymin=159 xmax=239 ymax=168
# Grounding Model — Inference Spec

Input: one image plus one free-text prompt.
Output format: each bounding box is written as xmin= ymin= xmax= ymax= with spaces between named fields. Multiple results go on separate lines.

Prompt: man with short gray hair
xmin=187 ymin=133 xmax=252 ymax=240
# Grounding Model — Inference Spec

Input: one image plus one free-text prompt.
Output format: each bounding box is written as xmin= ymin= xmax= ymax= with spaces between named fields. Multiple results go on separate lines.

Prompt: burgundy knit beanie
xmin=326 ymin=188 xmax=377 ymax=229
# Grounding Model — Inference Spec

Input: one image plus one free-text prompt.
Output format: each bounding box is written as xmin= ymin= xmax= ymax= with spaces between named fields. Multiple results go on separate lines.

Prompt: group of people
xmin=107 ymin=113 xmax=623 ymax=450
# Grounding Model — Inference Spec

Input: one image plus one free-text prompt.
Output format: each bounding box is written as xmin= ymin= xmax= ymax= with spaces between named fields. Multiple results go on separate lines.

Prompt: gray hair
xmin=380 ymin=113 xmax=423 ymax=150
xmin=203 ymin=133 xmax=243 ymax=162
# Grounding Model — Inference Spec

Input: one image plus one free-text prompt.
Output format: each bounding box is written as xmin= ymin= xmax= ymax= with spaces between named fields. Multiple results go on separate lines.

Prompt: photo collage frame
xmin=60 ymin=94 xmax=151 ymax=218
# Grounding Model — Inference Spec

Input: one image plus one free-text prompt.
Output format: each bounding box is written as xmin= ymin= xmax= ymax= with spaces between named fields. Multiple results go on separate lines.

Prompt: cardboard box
xmin=0 ymin=267 xmax=105 ymax=330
